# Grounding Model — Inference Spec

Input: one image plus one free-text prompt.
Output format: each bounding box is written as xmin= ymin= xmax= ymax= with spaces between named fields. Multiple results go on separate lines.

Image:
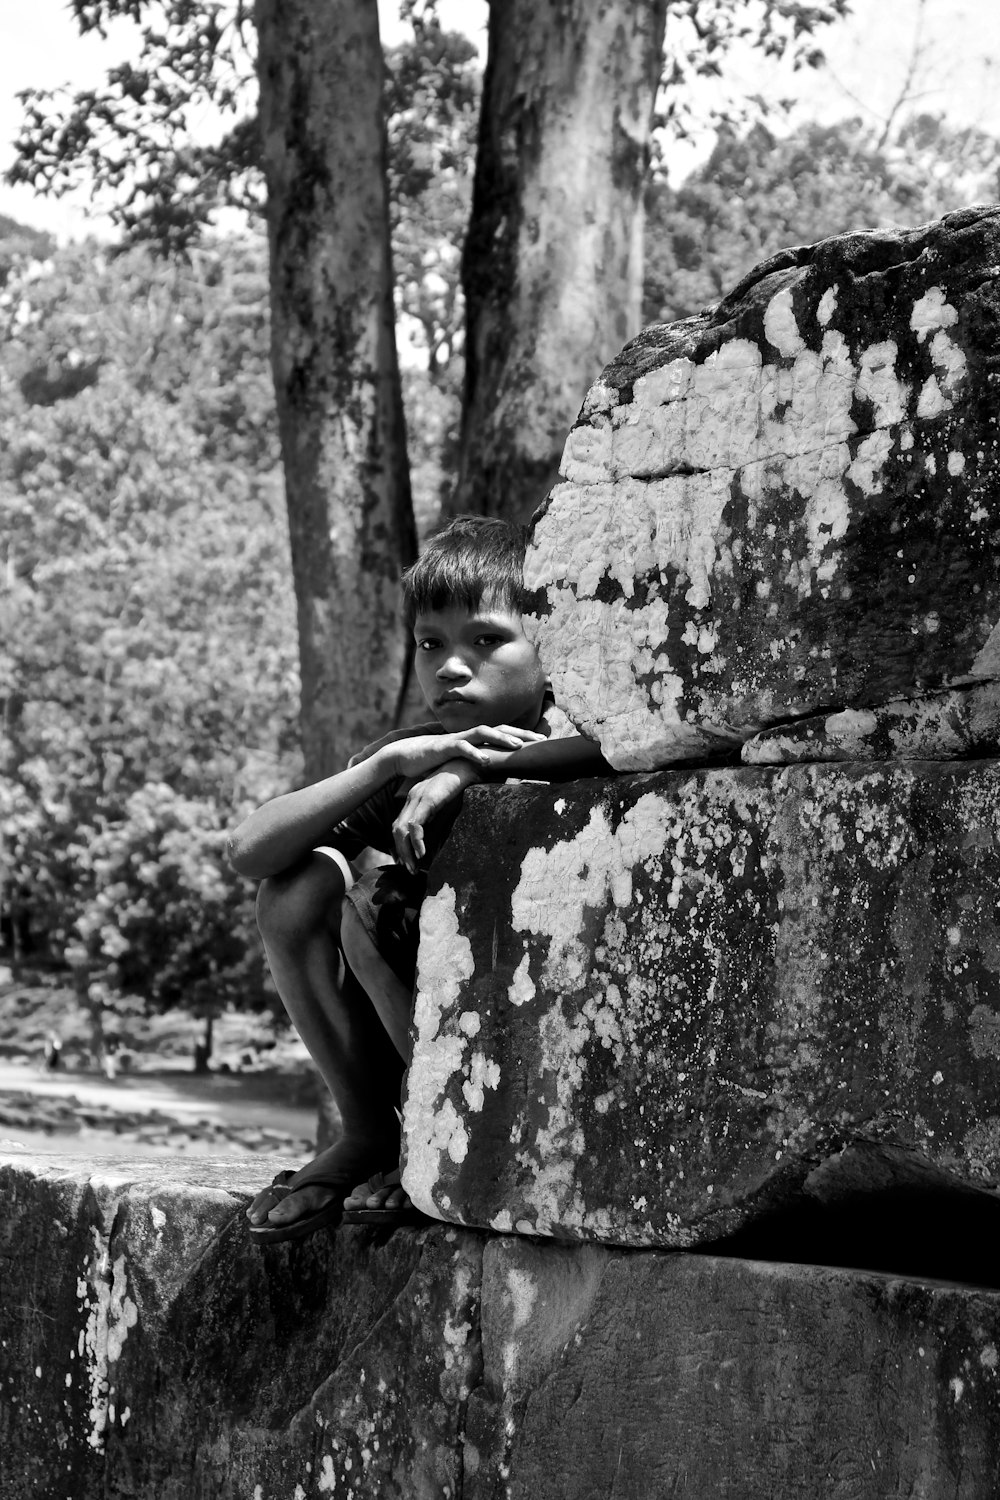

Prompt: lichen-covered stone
xmin=402 ymin=760 xmax=1000 ymax=1246
xmin=0 ymin=1154 xmax=482 ymax=1499
xmin=524 ymin=206 xmax=1000 ymax=769
xmin=466 ymin=1239 xmax=1000 ymax=1500
xmin=743 ymin=679 xmax=1000 ymax=763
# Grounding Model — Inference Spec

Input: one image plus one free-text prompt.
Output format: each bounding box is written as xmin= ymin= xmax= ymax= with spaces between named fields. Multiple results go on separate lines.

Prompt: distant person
xmin=44 ymin=1031 xmax=62 ymax=1071
xmin=228 ymin=516 xmax=607 ymax=1244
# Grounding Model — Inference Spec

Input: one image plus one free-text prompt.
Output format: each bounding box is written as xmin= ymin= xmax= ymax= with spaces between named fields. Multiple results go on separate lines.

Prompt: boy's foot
xmin=342 ymin=1167 xmax=431 ymax=1227
xmin=246 ymin=1142 xmax=393 ymax=1244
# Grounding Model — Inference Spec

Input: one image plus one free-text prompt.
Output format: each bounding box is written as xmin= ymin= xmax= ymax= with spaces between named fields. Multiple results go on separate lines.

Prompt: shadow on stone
xmin=703 ymin=1183 xmax=1000 ymax=1288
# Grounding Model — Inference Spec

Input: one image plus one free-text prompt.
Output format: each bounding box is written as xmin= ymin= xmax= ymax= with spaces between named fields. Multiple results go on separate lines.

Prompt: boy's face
xmin=413 ymin=597 xmax=547 ymax=731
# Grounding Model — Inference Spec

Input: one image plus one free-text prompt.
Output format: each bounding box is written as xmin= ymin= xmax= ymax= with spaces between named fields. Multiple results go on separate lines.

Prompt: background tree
xmin=255 ymin=0 xmax=415 ymax=781
xmin=453 ymin=0 xmax=668 ymax=525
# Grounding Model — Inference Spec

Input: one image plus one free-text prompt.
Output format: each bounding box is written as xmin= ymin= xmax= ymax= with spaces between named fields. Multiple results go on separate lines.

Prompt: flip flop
xmin=248 ymin=1171 xmax=356 ymax=1245
xmin=341 ymin=1171 xmax=432 ymax=1228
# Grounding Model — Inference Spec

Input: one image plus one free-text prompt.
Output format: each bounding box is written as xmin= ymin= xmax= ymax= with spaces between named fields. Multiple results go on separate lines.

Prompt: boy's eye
xmin=416 ymin=639 xmax=440 ymax=652
xmin=475 ymin=634 xmax=504 ymax=647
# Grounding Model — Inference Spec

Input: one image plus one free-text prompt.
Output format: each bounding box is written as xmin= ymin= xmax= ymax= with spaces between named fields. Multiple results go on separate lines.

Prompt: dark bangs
xmin=402 ymin=515 xmax=528 ymax=627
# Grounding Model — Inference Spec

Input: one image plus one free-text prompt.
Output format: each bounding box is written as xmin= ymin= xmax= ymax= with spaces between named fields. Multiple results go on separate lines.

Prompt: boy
xmin=228 ymin=515 xmax=605 ymax=1243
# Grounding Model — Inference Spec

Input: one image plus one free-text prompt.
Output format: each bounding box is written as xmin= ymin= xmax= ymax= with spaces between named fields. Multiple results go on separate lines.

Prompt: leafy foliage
xmin=660 ymin=0 xmax=852 ymax=141
xmin=385 ymin=22 xmax=479 ymax=380
xmin=643 ymin=114 xmax=1000 ymax=323
xmin=9 ymin=1 xmax=259 ymax=254
xmin=0 ymin=230 xmax=299 ymax=1015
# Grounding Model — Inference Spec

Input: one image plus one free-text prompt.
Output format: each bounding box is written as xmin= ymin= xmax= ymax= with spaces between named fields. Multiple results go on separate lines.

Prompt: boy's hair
xmin=401 ymin=515 xmax=529 ymax=627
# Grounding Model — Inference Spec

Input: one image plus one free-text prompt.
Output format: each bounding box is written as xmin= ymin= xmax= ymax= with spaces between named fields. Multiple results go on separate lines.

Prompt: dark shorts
xmin=343 ymin=864 xmax=427 ymax=990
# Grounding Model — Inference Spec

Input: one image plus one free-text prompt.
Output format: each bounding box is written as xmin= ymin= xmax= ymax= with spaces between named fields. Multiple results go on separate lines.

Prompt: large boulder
xmin=524 ymin=206 xmax=1000 ymax=769
xmin=402 ymin=760 xmax=1000 ymax=1247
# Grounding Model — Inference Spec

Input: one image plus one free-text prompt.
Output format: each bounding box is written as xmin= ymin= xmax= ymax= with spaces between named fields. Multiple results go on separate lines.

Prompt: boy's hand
xmin=392 ymin=760 xmax=483 ymax=873
xmin=386 ymin=724 xmax=544 ymax=782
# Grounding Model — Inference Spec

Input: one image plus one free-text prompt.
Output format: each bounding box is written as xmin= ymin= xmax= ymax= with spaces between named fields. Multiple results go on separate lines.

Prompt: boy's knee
xmin=255 ymin=854 xmax=347 ymax=948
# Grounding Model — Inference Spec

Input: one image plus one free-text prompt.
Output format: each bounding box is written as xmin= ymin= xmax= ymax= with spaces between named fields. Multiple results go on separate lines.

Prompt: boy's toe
xmin=345 ymin=1168 xmax=410 ymax=1212
xmin=266 ymin=1182 xmax=336 ymax=1225
xmin=246 ymin=1170 xmax=295 ymax=1223
xmin=376 ymin=1185 xmax=410 ymax=1211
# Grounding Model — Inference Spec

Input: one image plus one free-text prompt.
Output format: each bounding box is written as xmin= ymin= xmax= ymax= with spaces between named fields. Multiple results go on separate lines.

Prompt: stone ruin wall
xmin=5 ymin=206 xmax=1000 ymax=1498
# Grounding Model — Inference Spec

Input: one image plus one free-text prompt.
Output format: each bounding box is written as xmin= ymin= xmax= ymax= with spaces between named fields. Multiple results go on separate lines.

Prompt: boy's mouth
xmin=436 ymin=691 xmax=474 ymax=707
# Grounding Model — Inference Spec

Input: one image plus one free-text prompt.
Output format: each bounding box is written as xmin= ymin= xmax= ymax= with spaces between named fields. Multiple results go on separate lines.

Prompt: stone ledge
xmin=4 ymin=1155 xmax=1000 ymax=1499
xmin=469 ymin=1236 xmax=1000 ymax=1500
xmin=0 ymin=1153 xmax=480 ymax=1500
xmin=403 ymin=759 xmax=1000 ymax=1246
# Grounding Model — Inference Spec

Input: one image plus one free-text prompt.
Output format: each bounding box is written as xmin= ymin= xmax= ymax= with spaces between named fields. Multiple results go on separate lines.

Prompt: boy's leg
xmin=339 ymin=901 xmax=414 ymax=1065
xmin=248 ymin=853 xmax=402 ymax=1230
xmin=339 ymin=903 xmax=417 ymax=1215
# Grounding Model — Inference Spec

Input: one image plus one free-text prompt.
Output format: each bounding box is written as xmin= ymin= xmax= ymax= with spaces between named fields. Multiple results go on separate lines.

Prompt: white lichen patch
xmin=911 ymin=286 xmax=959 ymax=342
xmin=508 ymin=952 xmax=536 ymax=1007
xmin=76 ymin=1232 xmax=139 ymax=1452
xmin=404 ymin=884 xmax=496 ymax=1215
xmin=764 ymin=285 xmax=806 ymax=357
xmin=817 ymin=285 xmax=838 ymax=326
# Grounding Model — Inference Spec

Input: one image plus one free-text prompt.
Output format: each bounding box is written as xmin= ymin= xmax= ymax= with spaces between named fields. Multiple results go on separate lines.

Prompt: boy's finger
xmin=495 ymin=724 xmax=546 ymax=740
xmin=455 ymin=740 xmax=491 ymax=764
xmin=476 ymin=725 xmax=545 ymax=743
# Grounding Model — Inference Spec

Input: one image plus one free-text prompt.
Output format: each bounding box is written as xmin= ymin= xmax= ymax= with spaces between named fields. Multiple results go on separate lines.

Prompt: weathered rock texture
xmin=524 ymin=206 xmax=1000 ymax=769
xmin=466 ymin=1237 xmax=1000 ymax=1500
xmin=0 ymin=1155 xmax=481 ymax=1500
xmin=402 ymin=760 xmax=1000 ymax=1247
xmin=6 ymin=1155 xmax=1000 ymax=1499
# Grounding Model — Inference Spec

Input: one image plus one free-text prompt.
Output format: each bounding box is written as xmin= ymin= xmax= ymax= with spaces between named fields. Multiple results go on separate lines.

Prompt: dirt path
xmin=0 ymin=1059 xmax=318 ymax=1161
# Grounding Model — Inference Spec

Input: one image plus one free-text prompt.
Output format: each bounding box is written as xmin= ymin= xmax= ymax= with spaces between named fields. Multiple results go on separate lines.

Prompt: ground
xmin=0 ymin=966 xmax=318 ymax=1161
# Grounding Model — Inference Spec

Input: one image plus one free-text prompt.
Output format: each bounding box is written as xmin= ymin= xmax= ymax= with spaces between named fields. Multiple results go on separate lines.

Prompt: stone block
xmin=0 ymin=1154 xmax=482 ymax=1499
xmin=402 ymin=759 xmax=1000 ymax=1246
xmin=467 ymin=1238 xmax=1000 ymax=1500
xmin=524 ymin=206 xmax=1000 ymax=769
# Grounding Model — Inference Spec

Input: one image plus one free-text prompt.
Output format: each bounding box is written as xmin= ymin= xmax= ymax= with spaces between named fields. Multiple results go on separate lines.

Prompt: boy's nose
xmin=437 ymin=652 xmax=472 ymax=680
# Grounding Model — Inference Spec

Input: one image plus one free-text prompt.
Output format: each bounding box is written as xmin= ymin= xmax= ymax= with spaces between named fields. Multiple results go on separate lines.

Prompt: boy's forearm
xmin=480 ymin=735 xmax=611 ymax=782
xmin=227 ymin=750 xmax=394 ymax=879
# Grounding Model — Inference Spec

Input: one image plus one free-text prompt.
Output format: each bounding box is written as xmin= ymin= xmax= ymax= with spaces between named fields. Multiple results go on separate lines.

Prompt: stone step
xmin=402 ymin=759 xmax=1000 ymax=1246
xmin=3 ymin=1155 xmax=999 ymax=1499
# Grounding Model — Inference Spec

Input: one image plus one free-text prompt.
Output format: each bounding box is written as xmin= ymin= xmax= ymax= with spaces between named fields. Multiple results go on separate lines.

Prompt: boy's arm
xmin=346 ymin=720 xmax=441 ymax=767
xmin=391 ymin=735 xmax=611 ymax=873
xmin=227 ymin=753 xmax=402 ymax=879
xmin=479 ymin=733 xmax=612 ymax=782
xmin=227 ymin=723 xmax=548 ymax=879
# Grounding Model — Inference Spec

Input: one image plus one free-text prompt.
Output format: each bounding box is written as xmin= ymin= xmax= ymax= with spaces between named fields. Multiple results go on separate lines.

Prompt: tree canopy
xmin=0 ymin=231 xmax=297 ymax=1016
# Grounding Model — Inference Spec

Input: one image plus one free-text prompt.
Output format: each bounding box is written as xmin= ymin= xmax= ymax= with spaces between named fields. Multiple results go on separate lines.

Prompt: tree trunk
xmin=255 ymin=0 xmax=417 ymax=780
xmin=455 ymin=0 xmax=668 ymax=525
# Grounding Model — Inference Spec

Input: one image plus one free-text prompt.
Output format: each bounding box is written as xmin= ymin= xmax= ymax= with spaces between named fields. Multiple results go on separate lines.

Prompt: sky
xmin=1 ymin=0 xmax=998 ymax=241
